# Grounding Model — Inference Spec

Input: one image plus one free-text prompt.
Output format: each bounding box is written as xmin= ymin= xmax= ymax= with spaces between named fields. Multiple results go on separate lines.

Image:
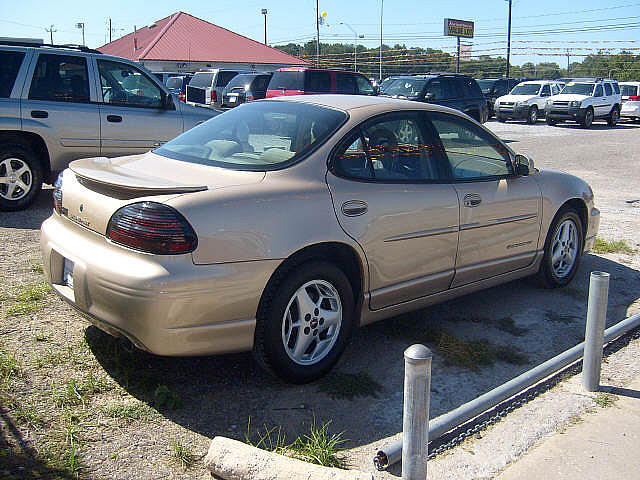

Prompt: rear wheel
xmin=580 ymin=107 xmax=594 ymax=129
xmin=535 ymin=208 xmax=583 ymax=288
xmin=607 ymin=106 xmax=620 ymax=127
xmin=253 ymin=261 xmax=354 ymax=383
xmin=0 ymin=143 xmax=43 ymax=211
xmin=527 ymin=106 xmax=538 ymax=124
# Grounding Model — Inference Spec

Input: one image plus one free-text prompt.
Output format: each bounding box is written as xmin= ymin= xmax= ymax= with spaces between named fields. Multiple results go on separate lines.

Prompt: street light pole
xmin=340 ymin=22 xmax=362 ymax=72
xmin=506 ymin=0 xmax=512 ymax=78
xmin=76 ymin=22 xmax=85 ymax=46
xmin=316 ymin=0 xmax=320 ymax=67
xmin=261 ymin=9 xmax=268 ymax=45
xmin=379 ymin=0 xmax=384 ymax=81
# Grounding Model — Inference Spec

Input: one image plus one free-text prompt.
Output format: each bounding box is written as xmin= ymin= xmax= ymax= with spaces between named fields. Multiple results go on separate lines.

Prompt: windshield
xmin=476 ymin=80 xmax=496 ymax=95
xmin=166 ymin=77 xmax=183 ymax=89
xmin=189 ymin=72 xmax=214 ymax=88
xmin=620 ymin=84 xmax=638 ymax=97
xmin=381 ymin=78 xmax=428 ymax=99
xmin=155 ymin=101 xmax=347 ymax=170
xmin=561 ymin=83 xmax=594 ymax=95
xmin=510 ymin=83 xmax=541 ymax=95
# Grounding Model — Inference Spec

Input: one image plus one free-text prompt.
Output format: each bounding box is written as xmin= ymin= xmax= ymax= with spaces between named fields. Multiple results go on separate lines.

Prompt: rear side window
xmin=356 ymin=75 xmax=374 ymax=95
xmin=305 ymin=71 xmax=331 ymax=92
xmin=541 ymin=84 xmax=551 ymax=96
xmin=604 ymin=83 xmax=613 ymax=96
xmin=189 ymin=73 xmax=215 ymax=87
xmin=613 ymin=83 xmax=620 ymax=94
xmin=29 ymin=54 xmax=90 ymax=103
xmin=425 ymin=78 xmax=456 ymax=100
xmin=252 ymin=75 xmax=271 ymax=93
xmin=336 ymin=73 xmax=357 ymax=94
xmin=166 ymin=77 xmax=183 ymax=89
xmin=0 ymin=51 xmax=25 ymax=98
xmin=269 ymin=71 xmax=304 ymax=90
xmin=216 ymin=71 xmax=238 ymax=87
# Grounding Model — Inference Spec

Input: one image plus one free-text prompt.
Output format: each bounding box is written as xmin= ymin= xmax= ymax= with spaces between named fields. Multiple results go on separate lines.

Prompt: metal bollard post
xmin=582 ymin=271 xmax=610 ymax=392
xmin=402 ymin=344 xmax=432 ymax=480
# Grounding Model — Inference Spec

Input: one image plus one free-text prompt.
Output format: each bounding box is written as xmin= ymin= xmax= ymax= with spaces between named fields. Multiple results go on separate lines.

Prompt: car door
xmin=427 ymin=111 xmax=541 ymax=287
xmin=22 ymin=52 xmax=100 ymax=167
xmin=602 ymin=82 xmax=615 ymax=116
xmin=591 ymin=84 xmax=607 ymax=117
xmin=537 ymin=84 xmax=551 ymax=110
xmin=326 ymin=111 xmax=459 ymax=310
xmin=95 ymin=58 xmax=181 ymax=156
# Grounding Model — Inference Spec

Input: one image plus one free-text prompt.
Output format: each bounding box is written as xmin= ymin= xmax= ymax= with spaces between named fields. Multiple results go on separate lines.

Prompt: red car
xmin=266 ymin=67 xmax=377 ymax=98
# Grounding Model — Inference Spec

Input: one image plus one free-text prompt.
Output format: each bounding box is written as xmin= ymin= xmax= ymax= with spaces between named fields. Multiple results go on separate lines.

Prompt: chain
xmin=426 ymin=325 xmax=640 ymax=460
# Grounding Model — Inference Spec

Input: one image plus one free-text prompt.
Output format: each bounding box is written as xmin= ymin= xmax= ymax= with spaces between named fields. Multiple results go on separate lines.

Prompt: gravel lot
xmin=1 ymin=117 xmax=639 ymax=479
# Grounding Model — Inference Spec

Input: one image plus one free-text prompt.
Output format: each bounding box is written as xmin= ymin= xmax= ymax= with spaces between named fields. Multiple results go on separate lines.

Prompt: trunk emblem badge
xmin=79 ymin=204 xmax=84 ymax=212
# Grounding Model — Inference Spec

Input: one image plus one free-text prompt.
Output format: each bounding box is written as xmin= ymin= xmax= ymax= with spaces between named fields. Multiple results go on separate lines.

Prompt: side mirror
xmin=514 ymin=154 xmax=533 ymax=176
xmin=425 ymin=92 xmax=435 ymax=101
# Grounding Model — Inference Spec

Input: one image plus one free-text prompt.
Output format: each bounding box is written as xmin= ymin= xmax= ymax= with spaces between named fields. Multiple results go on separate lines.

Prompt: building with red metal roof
xmin=98 ymin=11 xmax=309 ymax=73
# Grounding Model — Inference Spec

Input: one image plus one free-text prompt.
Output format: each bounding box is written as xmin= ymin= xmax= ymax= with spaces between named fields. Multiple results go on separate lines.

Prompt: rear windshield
xmin=510 ymin=84 xmax=541 ymax=95
xmin=269 ymin=71 xmax=304 ymax=90
xmin=561 ymin=83 xmax=594 ymax=95
xmin=166 ymin=77 xmax=183 ymax=89
xmin=621 ymin=84 xmax=638 ymax=96
xmin=155 ymin=101 xmax=347 ymax=171
xmin=382 ymin=78 xmax=427 ymax=99
xmin=226 ymin=74 xmax=256 ymax=90
xmin=189 ymin=72 xmax=214 ymax=88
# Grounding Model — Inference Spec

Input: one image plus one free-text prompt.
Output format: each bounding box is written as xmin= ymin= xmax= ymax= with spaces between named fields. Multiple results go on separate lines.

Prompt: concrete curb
xmin=204 ymin=436 xmax=374 ymax=480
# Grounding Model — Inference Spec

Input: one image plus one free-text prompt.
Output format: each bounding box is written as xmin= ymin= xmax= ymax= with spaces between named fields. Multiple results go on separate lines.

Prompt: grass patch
xmin=30 ymin=262 xmax=44 ymax=274
xmin=593 ymin=238 xmax=635 ymax=255
xmin=6 ymin=281 xmax=51 ymax=316
xmin=246 ymin=418 xmax=348 ymax=469
xmin=170 ymin=439 xmax=196 ymax=470
xmin=50 ymin=373 xmax=111 ymax=408
xmin=558 ymin=414 xmax=583 ymax=433
xmin=594 ymin=392 xmax=617 ymax=408
xmin=34 ymin=350 xmax=65 ymax=369
xmin=436 ymin=331 xmax=528 ymax=369
xmin=13 ymin=403 xmax=46 ymax=427
xmin=496 ymin=316 xmax=529 ymax=336
xmin=0 ymin=349 xmax=21 ymax=384
xmin=316 ymin=371 xmax=384 ymax=400
xmin=154 ymin=384 xmax=181 ymax=410
xmin=545 ymin=310 xmax=580 ymax=324
xmin=104 ymin=402 xmax=156 ymax=421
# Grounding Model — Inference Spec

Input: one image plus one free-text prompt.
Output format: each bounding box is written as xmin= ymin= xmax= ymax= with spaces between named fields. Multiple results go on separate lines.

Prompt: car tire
xmin=546 ymin=117 xmax=557 ymax=126
xmin=497 ymin=115 xmax=507 ymax=123
xmin=0 ymin=142 xmax=43 ymax=212
xmin=253 ymin=261 xmax=354 ymax=383
xmin=527 ymin=106 xmax=538 ymax=124
xmin=580 ymin=107 xmax=594 ymax=129
xmin=607 ymin=106 xmax=620 ymax=127
xmin=534 ymin=208 xmax=584 ymax=289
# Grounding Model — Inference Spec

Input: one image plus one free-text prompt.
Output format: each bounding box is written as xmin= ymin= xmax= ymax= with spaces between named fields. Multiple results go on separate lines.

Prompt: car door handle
xmin=106 ymin=115 xmax=122 ymax=123
xmin=341 ymin=200 xmax=368 ymax=217
xmin=31 ymin=110 xmax=48 ymax=119
xmin=463 ymin=194 xmax=482 ymax=207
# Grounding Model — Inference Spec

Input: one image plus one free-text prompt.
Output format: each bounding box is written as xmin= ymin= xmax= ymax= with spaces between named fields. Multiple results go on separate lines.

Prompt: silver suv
xmin=545 ymin=77 xmax=622 ymax=128
xmin=0 ymin=40 xmax=219 ymax=211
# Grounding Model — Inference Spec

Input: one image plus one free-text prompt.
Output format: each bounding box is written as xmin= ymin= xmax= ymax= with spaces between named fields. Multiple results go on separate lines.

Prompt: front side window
xmin=476 ymin=80 xmax=495 ymax=95
xmin=156 ymin=101 xmax=346 ymax=170
xmin=604 ymin=83 xmax=613 ymax=96
xmin=355 ymin=75 xmax=374 ymax=95
xmin=98 ymin=60 xmax=162 ymax=108
xmin=428 ymin=112 xmax=512 ymax=180
xmin=382 ymin=78 xmax=427 ymax=99
xmin=336 ymin=73 xmax=357 ymax=94
xmin=425 ymin=79 xmax=456 ymax=100
xmin=28 ymin=54 xmax=90 ymax=103
xmin=551 ymin=84 xmax=561 ymax=95
xmin=333 ymin=113 xmax=443 ymax=182
xmin=0 ymin=51 xmax=25 ymax=98
xmin=166 ymin=77 xmax=183 ymax=89
xmin=216 ymin=71 xmax=238 ymax=87
xmin=593 ymin=85 xmax=603 ymax=97
xmin=540 ymin=84 xmax=551 ymax=96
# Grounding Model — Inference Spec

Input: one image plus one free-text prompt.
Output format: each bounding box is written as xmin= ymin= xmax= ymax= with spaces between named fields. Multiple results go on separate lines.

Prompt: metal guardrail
xmin=375 ymin=271 xmax=640 ymax=475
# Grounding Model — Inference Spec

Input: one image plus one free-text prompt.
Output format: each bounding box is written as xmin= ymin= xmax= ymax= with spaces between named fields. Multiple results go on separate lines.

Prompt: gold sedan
xmin=41 ymin=95 xmax=599 ymax=383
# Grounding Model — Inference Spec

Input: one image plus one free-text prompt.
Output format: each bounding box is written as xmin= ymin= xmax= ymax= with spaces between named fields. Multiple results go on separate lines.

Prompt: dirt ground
xmin=1 ymin=117 xmax=639 ymax=479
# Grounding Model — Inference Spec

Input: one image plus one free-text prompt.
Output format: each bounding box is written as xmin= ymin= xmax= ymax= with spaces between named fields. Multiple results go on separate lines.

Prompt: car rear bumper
xmin=621 ymin=102 xmax=640 ymax=117
xmin=41 ymin=213 xmax=280 ymax=356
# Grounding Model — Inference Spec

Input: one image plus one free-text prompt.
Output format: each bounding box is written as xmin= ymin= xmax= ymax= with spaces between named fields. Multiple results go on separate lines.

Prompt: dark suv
xmin=221 ymin=72 xmax=272 ymax=108
xmin=476 ymin=78 xmax=521 ymax=117
xmin=380 ymin=73 xmax=488 ymax=123
xmin=266 ymin=68 xmax=376 ymax=98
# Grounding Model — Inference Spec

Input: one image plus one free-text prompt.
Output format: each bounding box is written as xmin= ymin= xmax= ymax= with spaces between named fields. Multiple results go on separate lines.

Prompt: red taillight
xmin=210 ymin=89 xmax=217 ymax=102
xmin=629 ymin=95 xmax=640 ymax=101
xmin=246 ymin=94 xmax=255 ymax=101
xmin=178 ymin=92 xmax=186 ymax=102
xmin=107 ymin=202 xmax=197 ymax=255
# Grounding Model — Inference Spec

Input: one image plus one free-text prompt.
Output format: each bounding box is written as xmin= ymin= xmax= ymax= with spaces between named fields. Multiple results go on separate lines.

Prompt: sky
xmin=2 ymin=0 xmax=640 ymax=66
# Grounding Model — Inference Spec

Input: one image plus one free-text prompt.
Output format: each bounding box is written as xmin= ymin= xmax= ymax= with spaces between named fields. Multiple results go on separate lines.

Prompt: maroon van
xmin=266 ymin=67 xmax=377 ymax=98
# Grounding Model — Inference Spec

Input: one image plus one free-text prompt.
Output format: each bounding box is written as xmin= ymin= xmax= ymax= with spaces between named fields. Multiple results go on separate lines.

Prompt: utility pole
xmin=456 ymin=37 xmax=461 ymax=73
xmin=316 ymin=0 xmax=320 ymax=67
xmin=109 ymin=18 xmax=112 ymax=43
xmin=45 ymin=25 xmax=56 ymax=45
xmin=261 ymin=9 xmax=268 ymax=45
xmin=567 ymin=49 xmax=570 ymax=75
xmin=379 ymin=0 xmax=384 ymax=81
xmin=506 ymin=0 xmax=512 ymax=78
xmin=76 ymin=22 xmax=85 ymax=46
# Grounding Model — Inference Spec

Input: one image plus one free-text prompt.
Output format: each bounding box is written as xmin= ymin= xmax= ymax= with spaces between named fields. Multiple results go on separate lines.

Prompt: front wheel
xmin=527 ymin=106 xmax=538 ymax=124
xmin=253 ymin=262 xmax=354 ymax=383
xmin=607 ymin=106 xmax=620 ymax=127
xmin=0 ymin=143 xmax=43 ymax=211
xmin=580 ymin=107 xmax=594 ymax=129
xmin=535 ymin=208 xmax=583 ymax=288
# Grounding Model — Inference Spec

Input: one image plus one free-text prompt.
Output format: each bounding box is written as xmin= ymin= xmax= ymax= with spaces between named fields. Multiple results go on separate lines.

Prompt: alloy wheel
xmin=551 ymin=219 xmax=579 ymax=278
xmin=0 ymin=158 xmax=32 ymax=201
xmin=281 ymin=279 xmax=342 ymax=366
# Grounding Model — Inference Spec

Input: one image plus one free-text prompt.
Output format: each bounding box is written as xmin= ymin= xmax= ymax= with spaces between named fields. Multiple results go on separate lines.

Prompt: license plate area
xmin=63 ymin=258 xmax=74 ymax=289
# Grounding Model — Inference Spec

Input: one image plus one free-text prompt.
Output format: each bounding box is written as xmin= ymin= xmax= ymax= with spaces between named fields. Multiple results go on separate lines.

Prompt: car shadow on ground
xmin=87 ymin=253 xmax=639 ymax=451
xmin=0 ymin=189 xmax=53 ymax=230
xmin=553 ymin=122 xmax=640 ymax=130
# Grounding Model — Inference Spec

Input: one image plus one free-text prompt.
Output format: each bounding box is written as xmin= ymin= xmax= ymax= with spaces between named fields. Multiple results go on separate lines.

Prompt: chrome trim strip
xmin=384 ymin=225 xmax=458 ymax=242
xmin=460 ymin=213 xmax=537 ymax=231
